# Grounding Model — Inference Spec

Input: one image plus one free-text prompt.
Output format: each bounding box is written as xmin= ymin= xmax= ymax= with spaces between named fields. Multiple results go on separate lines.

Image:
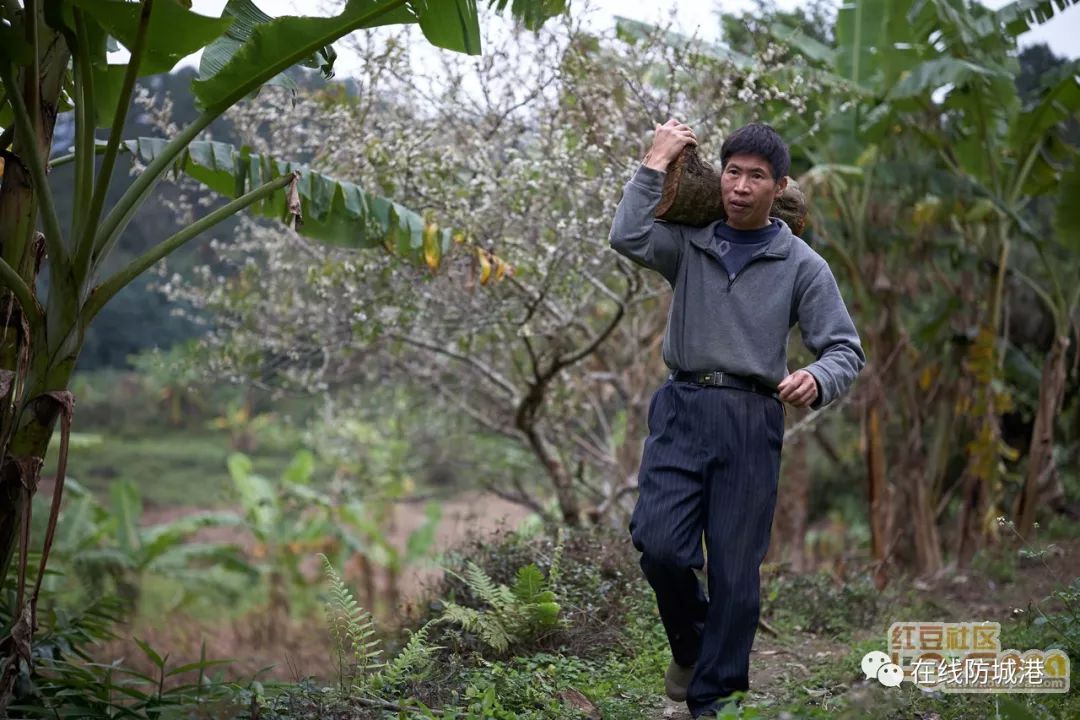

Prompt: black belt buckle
xmin=700 ymin=371 xmax=723 ymax=386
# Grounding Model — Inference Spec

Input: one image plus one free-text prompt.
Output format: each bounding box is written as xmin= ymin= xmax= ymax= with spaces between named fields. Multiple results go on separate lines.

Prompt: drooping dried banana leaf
xmin=654 ymin=146 xmax=808 ymax=235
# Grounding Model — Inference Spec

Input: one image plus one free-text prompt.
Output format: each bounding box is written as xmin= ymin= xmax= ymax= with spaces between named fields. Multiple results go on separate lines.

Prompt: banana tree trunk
xmin=0 ymin=33 xmax=72 ymax=588
xmin=0 ymin=355 xmax=78 ymax=584
xmin=1014 ymin=335 xmax=1070 ymax=536
xmin=767 ymin=431 xmax=809 ymax=572
xmin=956 ymin=466 xmax=988 ymax=568
xmin=899 ymin=349 xmax=944 ymax=578
xmin=865 ymin=391 xmax=888 ymax=564
xmin=907 ymin=470 xmax=943 ymax=576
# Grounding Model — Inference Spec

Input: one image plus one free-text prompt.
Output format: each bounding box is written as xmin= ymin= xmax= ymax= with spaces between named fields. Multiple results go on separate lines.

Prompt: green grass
xmin=42 ymin=429 xmax=299 ymax=507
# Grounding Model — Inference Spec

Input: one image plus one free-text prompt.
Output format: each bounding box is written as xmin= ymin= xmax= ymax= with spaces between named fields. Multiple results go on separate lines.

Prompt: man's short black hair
xmin=720 ymin=122 xmax=790 ymax=181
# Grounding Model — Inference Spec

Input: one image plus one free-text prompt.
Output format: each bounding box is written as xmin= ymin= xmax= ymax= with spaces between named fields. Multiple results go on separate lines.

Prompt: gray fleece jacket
xmin=609 ymin=164 xmax=865 ymax=408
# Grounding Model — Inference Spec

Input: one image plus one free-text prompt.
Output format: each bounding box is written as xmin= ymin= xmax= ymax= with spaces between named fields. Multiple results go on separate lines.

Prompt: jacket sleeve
xmin=608 ymin=164 xmax=684 ymax=285
xmin=796 ymin=262 xmax=866 ymax=408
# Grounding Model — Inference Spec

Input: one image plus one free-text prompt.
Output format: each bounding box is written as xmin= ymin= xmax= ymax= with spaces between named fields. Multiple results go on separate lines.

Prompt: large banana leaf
xmin=3 ymin=0 xmax=569 ymax=135
xmin=109 ymin=479 xmax=143 ymax=557
xmin=995 ymin=0 xmax=1079 ymax=36
xmin=894 ymin=1 xmax=1021 ymax=186
xmin=942 ymin=72 xmax=1020 ymax=187
xmin=767 ymin=1 xmax=922 ymax=94
xmin=190 ymin=0 xmax=479 ymax=112
xmin=887 ymin=57 xmax=1005 ymax=100
xmin=1055 ymin=159 xmax=1080 ymax=253
xmin=1008 ymin=68 xmax=1080 ymax=155
xmin=1008 ymin=68 xmax=1080 ymax=195
xmin=769 ymin=1 xmax=925 ymax=160
xmin=199 ymin=0 xmax=339 ymax=94
xmin=123 ymin=137 xmax=456 ymax=261
xmin=411 ymin=0 xmax=482 ymax=54
xmin=770 ymin=22 xmax=835 ymax=66
xmin=140 ymin=511 xmax=246 ymax=565
xmin=70 ymin=0 xmax=233 ymax=76
xmin=52 ymin=0 xmax=230 ymax=126
xmin=835 ymin=0 xmax=888 ymax=88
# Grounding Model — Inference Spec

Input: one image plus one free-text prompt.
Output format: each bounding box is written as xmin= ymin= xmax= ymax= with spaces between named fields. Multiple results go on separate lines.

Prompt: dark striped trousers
xmin=629 ymin=379 xmax=784 ymax=717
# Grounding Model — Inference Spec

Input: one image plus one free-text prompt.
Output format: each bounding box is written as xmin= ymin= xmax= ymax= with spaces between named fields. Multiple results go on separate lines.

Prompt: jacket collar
xmin=688 ymin=217 xmax=794 ymax=259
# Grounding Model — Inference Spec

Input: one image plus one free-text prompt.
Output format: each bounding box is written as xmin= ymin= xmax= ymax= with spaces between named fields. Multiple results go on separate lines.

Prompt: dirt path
xmin=650 ymin=632 xmax=855 ymax=719
xmin=652 ymin=537 xmax=1080 ymax=718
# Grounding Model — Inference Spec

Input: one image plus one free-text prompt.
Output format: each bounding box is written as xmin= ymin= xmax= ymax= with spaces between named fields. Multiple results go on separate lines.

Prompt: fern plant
xmin=372 ymin=621 xmax=438 ymax=691
xmin=319 ymin=554 xmax=439 ymax=695
xmin=439 ymin=531 xmax=564 ymax=654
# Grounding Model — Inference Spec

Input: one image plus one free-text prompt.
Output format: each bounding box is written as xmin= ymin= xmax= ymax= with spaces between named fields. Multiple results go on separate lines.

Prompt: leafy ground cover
xmin=22 ymin=386 xmax=1078 ymax=719
xmin=43 ymin=521 xmax=1071 ymax=719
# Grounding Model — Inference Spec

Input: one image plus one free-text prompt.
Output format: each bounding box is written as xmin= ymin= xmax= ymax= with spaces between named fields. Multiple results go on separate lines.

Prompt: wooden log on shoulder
xmin=653 ymin=146 xmax=808 ymax=235
xmin=654 ymin=146 xmax=724 ymax=228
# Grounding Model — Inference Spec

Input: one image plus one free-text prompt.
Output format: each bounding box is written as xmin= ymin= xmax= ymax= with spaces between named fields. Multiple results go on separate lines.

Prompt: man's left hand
xmin=778 ymin=370 xmax=818 ymax=408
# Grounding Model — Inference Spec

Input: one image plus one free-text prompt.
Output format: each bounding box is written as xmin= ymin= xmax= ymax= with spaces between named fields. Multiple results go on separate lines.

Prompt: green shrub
xmin=431 ymin=523 xmax=642 ymax=658
xmin=439 ymin=554 xmax=563 ymax=654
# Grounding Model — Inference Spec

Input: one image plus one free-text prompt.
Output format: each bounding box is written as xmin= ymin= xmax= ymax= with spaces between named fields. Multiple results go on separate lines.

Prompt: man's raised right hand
xmin=643 ymin=118 xmax=698 ymax=172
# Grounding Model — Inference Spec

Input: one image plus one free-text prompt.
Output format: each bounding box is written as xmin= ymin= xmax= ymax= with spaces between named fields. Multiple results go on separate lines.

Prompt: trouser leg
xmin=686 ymin=388 xmax=784 ymax=716
xmin=629 ymin=380 xmax=708 ymax=667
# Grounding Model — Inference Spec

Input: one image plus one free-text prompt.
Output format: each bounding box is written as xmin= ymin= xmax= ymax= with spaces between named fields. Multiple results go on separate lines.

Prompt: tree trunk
xmin=956 ymin=468 xmax=987 ymax=568
xmin=908 ymin=471 xmax=943 ymax=576
xmin=0 ymin=24 xmax=71 ymax=593
xmin=1014 ymin=335 xmax=1070 ymax=536
xmin=541 ymin=443 xmax=582 ymax=526
xmin=897 ymin=351 xmax=944 ymax=577
xmin=0 ymin=361 xmax=78 ymax=584
xmin=516 ymin=377 xmax=582 ymax=525
xmin=767 ymin=431 xmax=809 ymax=572
xmin=865 ymin=396 xmax=888 ymax=564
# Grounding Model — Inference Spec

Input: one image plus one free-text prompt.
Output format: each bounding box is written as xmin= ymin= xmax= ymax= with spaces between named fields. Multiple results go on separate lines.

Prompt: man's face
xmin=721 ymin=153 xmax=787 ymax=230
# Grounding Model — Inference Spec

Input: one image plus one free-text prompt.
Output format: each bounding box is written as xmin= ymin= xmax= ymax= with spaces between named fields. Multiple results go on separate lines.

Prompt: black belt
xmin=671 ymin=370 xmax=779 ymax=399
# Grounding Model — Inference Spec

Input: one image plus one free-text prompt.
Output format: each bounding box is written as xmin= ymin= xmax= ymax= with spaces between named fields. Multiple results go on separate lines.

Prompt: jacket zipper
xmin=719 ymin=251 xmax=777 ymax=292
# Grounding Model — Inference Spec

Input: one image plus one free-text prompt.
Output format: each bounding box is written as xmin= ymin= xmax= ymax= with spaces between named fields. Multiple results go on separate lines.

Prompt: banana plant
xmin=0 ymin=0 xmax=566 ymax=699
xmin=223 ymin=450 xmax=439 ymax=629
xmin=44 ymin=478 xmax=251 ymax=616
xmin=862 ymin=0 xmax=1080 ymax=554
xmin=774 ymin=0 xmax=1080 ymax=570
xmin=227 ymin=450 xmax=343 ymax=626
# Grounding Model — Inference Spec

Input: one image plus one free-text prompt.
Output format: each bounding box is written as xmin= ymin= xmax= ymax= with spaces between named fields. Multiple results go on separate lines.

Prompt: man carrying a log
xmin=609 ymin=120 xmax=865 ymax=717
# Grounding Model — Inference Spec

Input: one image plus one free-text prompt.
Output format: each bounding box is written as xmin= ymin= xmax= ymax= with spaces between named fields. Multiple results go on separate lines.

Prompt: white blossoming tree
xmin=164 ymin=13 xmax=824 ymax=524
